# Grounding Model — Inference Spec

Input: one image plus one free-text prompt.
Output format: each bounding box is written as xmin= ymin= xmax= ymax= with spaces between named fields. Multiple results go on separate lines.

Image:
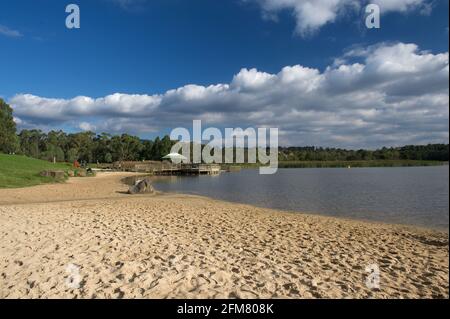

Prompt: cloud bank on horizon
xmin=10 ymin=42 xmax=449 ymax=148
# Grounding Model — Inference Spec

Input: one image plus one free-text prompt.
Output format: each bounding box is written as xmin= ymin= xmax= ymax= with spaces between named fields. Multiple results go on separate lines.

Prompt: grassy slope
xmin=0 ymin=154 xmax=71 ymax=188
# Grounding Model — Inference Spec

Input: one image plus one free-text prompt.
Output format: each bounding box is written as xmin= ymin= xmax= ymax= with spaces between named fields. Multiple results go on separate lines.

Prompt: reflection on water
xmin=152 ymin=166 xmax=449 ymax=230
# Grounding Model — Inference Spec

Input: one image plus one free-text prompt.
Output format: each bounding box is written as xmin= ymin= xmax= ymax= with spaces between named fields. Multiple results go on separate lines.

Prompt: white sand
xmin=0 ymin=172 xmax=448 ymax=298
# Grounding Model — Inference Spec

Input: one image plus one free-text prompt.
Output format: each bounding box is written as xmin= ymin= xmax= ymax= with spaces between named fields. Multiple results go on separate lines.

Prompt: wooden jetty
xmin=156 ymin=164 xmax=221 ymax=176
xmin=97 ymin=161 xmax=221 ymax=176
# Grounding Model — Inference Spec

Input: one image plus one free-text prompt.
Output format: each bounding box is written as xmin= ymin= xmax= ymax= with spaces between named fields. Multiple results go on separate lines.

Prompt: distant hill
xmin=0 ymin=154 xmax=71 ymax=188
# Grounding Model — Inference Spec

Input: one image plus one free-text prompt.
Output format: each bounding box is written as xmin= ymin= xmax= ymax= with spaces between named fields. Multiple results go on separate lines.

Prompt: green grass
xmin=0 ymin=154 xmax=72 ymax=188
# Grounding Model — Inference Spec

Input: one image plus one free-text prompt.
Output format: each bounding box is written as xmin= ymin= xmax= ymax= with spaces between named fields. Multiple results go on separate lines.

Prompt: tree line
xmin=1 ymin=99 xmax=175 ymax=162
xmin=1 ymin=98 xmax=449 ymax=163
xmin=16 ymin=130 xmax=175 ymax=163
xmin=0 ymin=98 xmax=19 ymax=154
xmin=278 ymin=145 xmax=449 ymax=162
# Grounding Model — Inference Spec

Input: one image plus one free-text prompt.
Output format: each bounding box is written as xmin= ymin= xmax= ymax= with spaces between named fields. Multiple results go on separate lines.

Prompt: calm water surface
xmin=152 ymin=166 xmax=449 ymax=230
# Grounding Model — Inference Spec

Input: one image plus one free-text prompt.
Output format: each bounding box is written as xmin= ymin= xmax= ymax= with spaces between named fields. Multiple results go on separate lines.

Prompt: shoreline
xmin=3 ymin=171 xmax=446 ymax=233
xmin=145 ymin=173 xmax=449 ymax=234
xmin=163 ymin=191 xmax=450 ymax=234
xmin=1 ymin=172 xmax=448 ymax=298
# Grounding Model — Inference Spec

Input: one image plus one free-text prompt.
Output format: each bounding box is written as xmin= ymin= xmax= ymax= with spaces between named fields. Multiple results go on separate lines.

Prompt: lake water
xmin=152 ymin=166 xmax=449 ymax=230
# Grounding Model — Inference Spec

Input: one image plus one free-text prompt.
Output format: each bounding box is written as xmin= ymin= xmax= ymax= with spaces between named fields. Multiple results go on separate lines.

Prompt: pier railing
xmin=98 ymin=161 xmax=221 ymax=175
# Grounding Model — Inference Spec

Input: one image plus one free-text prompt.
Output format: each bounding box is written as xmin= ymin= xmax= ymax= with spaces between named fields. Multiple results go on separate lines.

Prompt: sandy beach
xmin=0 ymin=172 xmax=448 ymax=299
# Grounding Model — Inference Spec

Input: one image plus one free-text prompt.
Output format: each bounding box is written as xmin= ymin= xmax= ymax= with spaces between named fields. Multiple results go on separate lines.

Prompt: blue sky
xmin=1 ymin=0 xmax=449 ymax=148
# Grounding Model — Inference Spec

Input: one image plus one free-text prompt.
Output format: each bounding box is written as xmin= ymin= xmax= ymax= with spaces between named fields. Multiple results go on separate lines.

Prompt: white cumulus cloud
xmin=0 ymin=24 xmax=22 ymax=38
xmin=79 ymin=122 xmax=97 ymax=132
xmin=247 ymin=0 xmax=432 ymax=35
xmin=9 ymin=42 xmax=449 ymax=148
